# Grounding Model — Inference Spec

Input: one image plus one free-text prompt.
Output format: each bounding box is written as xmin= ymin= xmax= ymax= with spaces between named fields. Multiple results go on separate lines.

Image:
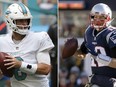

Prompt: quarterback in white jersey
xmin=0 ymin=3 xmax=54 ymax=87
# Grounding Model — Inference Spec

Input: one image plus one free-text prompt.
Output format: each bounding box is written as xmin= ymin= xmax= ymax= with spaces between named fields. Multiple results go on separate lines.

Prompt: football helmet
xmin=5 ymin=3 xmax=32 ymax=35
xmin=90 ymin=3 xmax=112 ymax=31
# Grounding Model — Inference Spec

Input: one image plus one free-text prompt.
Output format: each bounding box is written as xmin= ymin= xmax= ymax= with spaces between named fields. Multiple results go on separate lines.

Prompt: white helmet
xmin=90 ymin=3 xmax=112 ymax=31
xmin=5 ymin=3 xmax=32 ymax=35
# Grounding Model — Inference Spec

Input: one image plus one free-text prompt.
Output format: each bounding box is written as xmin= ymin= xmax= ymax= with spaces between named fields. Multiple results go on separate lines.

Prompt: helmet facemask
xmin=90 ymin=13 xmax=110 ymax=31
xmin=12 ymin=19 xmax=31 ymax=35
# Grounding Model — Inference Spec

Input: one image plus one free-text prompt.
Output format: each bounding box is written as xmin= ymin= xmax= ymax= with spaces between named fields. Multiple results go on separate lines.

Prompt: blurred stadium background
xmin=59 ymin=0 xmax=116 ymax=87
xmin=0 ymin=0 xmax=116 ymax=87
xmin=0 ymin=0 xmax=57 ymax=87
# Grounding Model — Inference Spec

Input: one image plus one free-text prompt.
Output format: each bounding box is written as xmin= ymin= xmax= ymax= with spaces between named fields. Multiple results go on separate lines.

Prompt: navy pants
xmin=91 ymin=75 xmax=116 ymax=87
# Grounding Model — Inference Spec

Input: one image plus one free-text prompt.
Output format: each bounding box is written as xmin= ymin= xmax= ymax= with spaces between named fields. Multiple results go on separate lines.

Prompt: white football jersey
xmin=0 ymin=31 xmax=54 ymax=87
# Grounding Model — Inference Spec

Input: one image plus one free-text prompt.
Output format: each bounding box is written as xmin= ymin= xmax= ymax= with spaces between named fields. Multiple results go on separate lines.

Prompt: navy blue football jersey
xmin=84 ymin=26 xmax=116 ymax=78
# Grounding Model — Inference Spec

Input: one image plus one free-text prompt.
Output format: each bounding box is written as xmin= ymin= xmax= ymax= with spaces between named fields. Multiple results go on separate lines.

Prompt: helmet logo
xmin=5 ymin=10 xmax=11 ymax=15
xmin=18 ymin=3 xmax=28 ymax=15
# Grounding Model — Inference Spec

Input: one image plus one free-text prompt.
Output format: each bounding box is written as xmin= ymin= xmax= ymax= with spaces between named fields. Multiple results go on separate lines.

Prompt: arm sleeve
xmin=36 ymin=51 xmax=51 ymax=65
xmin=80 ymin=41 xmax=88 ymax=54
xmin=110 ymin=47 xmax=116 ymax=58
xmin=38 ymin=32 xmax=54 ymax=52
xmin=107 ymin=30 xmax=116 ymax=48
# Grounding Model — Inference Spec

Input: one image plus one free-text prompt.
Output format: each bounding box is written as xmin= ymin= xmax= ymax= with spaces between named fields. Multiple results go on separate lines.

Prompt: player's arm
xmin=17 ymin=51 xmax=51 ymax=75
xmin=108 ymin=47 xmax=116 ymax=68
xmin=35 ymin=51 xmax=51 ymax=75
xmin=96 ymin=55 xmax=116 ymax=68
xmin=96 ymin=47 xmax=116 ymax=68
xmin=4 ymin=52 xmax=51 ymax=75
xmin=108 ymin=58 xmax=116 ymax=68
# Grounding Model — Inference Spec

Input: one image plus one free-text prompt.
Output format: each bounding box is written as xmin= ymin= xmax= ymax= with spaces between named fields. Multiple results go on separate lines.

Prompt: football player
xmin=0 ymin=3 xmax=54 ymax=87
xmin=78 ymin=3 xmax=116 ymax=87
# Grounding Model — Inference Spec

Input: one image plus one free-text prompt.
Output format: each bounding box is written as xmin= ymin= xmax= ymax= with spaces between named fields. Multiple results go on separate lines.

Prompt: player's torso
xmin=0 ymin=32 xmax=50 ymax=86
xmin=85 ymin=26 xmax=116 ymax=78
xmin=0 ymin=32 xmax=39 ymax=63
xmin=85 ymin=26 xmax=112 ymax=56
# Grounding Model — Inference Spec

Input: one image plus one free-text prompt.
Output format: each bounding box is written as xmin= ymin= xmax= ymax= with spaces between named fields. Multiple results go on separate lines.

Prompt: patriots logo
xmin=110 ymin=34 xmax=116 ymax=44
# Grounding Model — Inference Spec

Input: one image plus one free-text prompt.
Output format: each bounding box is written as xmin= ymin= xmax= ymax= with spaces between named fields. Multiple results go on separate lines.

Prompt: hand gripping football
xmin=0 ymin=52 xmax=14 ymax=77
xmin=62 ymin=38 xmax=78 ymax=58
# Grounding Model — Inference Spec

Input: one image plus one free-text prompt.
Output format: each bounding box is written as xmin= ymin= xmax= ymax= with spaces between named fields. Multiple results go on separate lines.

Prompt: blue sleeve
xmin=108 ymin=30 xmax=116 ymax=48
xmin=84 ymin=27 xmax=98 ymax=56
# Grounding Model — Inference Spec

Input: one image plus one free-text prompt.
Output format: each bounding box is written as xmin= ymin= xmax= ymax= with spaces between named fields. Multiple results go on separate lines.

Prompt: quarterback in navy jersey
xmin=79 ymin=3 xmax=116 ymax=87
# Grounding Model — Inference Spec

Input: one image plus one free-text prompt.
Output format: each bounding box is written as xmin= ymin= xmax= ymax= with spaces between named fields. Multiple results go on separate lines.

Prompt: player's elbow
xmin=36 ymin=63 xmax=51 ymax=75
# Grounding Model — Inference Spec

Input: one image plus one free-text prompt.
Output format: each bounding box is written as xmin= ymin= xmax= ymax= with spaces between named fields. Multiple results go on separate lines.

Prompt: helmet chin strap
xmin=92 ymin=18 xmax=115 ymax=31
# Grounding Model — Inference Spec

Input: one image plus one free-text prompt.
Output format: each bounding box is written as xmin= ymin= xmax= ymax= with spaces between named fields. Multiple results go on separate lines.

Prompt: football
xmin=0 ymin=52 xmax=14 ymax=77
xmin=62 ymin=38 xmax=78 ymax=59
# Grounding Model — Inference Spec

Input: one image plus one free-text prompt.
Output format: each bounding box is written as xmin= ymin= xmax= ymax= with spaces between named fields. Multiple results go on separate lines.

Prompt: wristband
xmin=96 ymin=54 xmax=112 ymax=66
xmin=20 ymin=62 xmax=38 ymax=74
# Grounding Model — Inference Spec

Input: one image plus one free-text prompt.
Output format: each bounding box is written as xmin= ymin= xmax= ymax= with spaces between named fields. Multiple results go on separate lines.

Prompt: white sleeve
xmin=36 ymin=51 xmax=51 ymax=65
xmin=39 ymin=32 xmax=54 ymax=52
